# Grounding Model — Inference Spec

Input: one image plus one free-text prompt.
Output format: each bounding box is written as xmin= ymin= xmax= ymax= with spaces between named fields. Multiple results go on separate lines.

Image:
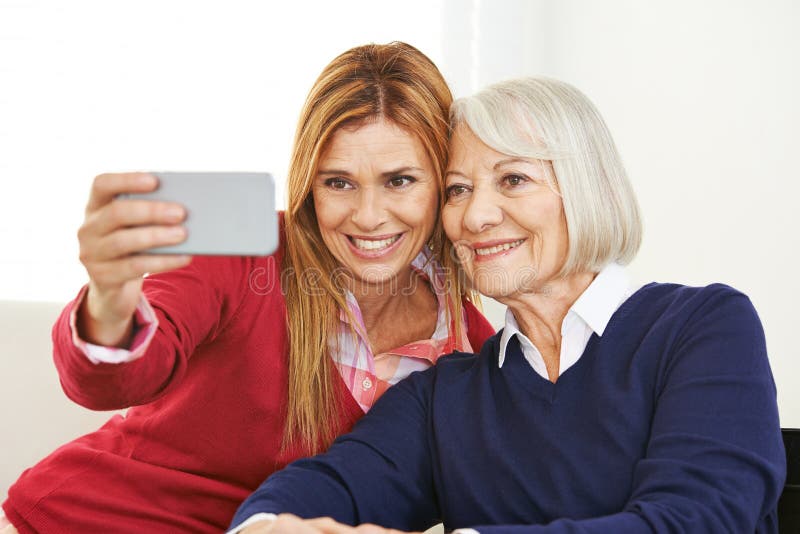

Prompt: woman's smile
xmin=346 ymin=233 xmax=405 ymax=258
xmin=470 ymin=238 xmax=527 ymax=262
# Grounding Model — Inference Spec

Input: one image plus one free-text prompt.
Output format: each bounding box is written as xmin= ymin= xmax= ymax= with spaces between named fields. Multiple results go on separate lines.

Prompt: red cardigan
xmin=3 ymin=234 xmax=494 ymax=533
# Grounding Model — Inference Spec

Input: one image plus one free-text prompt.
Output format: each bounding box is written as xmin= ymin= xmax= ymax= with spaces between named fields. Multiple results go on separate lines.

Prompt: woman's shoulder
xmin=616 ymin=281 xmax=763 ymax=343
xmin=433 ymin=331 xmax=503 ymax=376
xmin=626 ymin=281 xmax=754 ymax=315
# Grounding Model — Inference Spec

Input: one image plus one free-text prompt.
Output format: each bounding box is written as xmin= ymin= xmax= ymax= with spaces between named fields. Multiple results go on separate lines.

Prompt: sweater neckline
xmin=497 ymin=282 xmax=657 ymax=401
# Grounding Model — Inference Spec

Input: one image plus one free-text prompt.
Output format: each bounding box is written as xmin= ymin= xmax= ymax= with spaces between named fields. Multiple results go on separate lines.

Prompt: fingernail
xmin=169 ymin=226 xmax=186 ymax=238
xmin=166 ymin=205 xmax=185 ymax=220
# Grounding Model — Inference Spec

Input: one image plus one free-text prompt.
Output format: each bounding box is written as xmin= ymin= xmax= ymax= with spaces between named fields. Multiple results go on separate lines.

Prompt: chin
xmin=466 ymin=262 xmax=536 ymax=296
xmin=353 ymin=264 xmax=404 ymax=285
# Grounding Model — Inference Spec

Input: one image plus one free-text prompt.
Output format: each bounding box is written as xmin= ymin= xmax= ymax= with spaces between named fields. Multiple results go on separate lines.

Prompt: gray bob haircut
xmin=450 ymin=77 xmax=642 ymax=276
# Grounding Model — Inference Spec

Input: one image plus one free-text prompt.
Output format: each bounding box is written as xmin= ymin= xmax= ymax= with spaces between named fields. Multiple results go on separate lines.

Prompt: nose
xmin=350 ymin=186 xmax=387 ymax=231
xmin=462 ymin=186 xmax=503 ymax=234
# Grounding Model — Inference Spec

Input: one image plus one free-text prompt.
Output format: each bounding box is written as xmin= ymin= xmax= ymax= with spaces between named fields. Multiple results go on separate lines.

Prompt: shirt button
xmin=362 ymin=378 xmax=373 ymax=390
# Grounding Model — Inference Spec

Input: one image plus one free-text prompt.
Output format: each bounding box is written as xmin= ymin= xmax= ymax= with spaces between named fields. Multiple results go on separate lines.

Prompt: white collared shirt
xmin=497 ymin=263 xmax=636 ymax=380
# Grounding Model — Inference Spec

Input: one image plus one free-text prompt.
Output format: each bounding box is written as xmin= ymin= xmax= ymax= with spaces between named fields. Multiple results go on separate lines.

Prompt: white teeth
xmin=474 ymin=239 xmax=524 ymax=256
xmin=351 ymin=235 xmax=400 ymax=251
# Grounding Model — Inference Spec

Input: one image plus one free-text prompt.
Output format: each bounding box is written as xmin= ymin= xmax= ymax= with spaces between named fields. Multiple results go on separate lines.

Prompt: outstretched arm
xmin=229 ymin=372 xmax=439 ymax=533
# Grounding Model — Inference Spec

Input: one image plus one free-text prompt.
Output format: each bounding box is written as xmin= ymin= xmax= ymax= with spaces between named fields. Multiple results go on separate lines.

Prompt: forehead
xmin=447 ymin=123 xmax=556 ymax=183
xmin=322 ymin=119 xmax=427 ymax=161
xmin=448 ymin=124 xmax=507 ymax=167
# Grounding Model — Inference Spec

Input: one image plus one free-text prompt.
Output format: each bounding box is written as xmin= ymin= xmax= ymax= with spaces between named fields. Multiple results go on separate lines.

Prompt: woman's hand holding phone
xmin=76 ymin=172 xmax=191 ymax=347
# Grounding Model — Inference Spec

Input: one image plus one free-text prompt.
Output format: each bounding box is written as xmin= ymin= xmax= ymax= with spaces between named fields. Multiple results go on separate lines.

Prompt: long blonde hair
xmin=282 ymin=42 xmax=472 ymax=453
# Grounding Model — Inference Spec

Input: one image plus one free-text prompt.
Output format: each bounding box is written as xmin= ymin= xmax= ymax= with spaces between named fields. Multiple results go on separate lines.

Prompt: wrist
xmin=77 ymin=290 xmax=135 ymax=347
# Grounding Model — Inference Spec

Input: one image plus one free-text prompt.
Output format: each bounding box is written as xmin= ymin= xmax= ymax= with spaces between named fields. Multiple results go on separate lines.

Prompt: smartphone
xmin=119 ymin=172 xmax=278 ymax=256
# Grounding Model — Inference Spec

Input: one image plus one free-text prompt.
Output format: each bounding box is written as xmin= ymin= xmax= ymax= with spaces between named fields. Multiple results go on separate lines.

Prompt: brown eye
xmin=503 ymin=174 xmax=528 ymax=187
xmin=445 ymin=184 xmax=469 ymax=199
xmin=388 ymin=176 xmax=414 ymax=188
xmin=325 ymin=178 xmax=352 ymax=190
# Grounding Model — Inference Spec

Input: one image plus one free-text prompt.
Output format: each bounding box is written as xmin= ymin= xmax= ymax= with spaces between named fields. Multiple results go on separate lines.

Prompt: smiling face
xmin=442 ymin=124 xmax=569 ymax=301
xmin=312 ymin=118 xmax=439 ymax=289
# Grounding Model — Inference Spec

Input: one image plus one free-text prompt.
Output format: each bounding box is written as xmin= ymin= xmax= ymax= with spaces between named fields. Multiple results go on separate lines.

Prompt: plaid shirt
xmin=331 ymin=251 xmax=472 ymax=412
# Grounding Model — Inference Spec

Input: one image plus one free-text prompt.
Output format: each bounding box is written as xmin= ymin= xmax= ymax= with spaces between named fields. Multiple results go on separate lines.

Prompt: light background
xmin=1 ymin=1 xmax=798 ymax=426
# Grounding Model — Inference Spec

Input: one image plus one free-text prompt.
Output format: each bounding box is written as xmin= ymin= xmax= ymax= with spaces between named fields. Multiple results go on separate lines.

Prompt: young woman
xmin=0 ymin=43 xmax=494 ymax=533
xmin=229 ymin=77 xmax=785 ymax=534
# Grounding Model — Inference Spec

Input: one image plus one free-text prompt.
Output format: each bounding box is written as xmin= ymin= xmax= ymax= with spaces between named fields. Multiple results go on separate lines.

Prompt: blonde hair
xmin=450 ymin=77 xmax=642 ymax=276
xmin=283 ymin=42 xmax=470 ymax=453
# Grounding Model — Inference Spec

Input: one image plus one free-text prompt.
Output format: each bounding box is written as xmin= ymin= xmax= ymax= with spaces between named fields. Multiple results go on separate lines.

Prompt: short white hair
xmin=450 ymin=77 xmax=642 ymax=276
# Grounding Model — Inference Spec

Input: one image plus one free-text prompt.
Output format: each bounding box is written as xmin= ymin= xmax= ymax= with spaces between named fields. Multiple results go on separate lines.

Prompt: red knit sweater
xmin=2 ymin=232 xmax=494 ymax=533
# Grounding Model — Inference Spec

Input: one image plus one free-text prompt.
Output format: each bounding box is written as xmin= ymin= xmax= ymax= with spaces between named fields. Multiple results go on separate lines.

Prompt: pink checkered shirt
xmin=331 ymin=251 xmax=472 ymax=412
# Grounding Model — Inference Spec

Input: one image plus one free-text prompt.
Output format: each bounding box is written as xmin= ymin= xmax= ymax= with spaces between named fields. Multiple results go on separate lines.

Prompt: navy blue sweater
xmin=232 ymin=283 xmax=786 ymax=533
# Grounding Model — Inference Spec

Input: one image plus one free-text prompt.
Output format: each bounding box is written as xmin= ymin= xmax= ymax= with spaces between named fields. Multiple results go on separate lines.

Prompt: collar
xmin=498 ymin=262 xmax=630 ymax=368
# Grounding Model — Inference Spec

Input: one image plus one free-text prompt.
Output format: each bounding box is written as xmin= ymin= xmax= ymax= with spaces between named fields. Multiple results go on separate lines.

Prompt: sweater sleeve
xmin=229 ymin=370 xmax=439 ymax=532
xmin=51 ymin=254 xmax=270 ymax=410
xmin=465 ymin=286 xmax=785 ymax=534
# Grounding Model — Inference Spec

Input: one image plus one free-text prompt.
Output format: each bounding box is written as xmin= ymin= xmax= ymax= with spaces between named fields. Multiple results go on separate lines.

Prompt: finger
xmin=354 ymin=525 xmax=411 ymax=534
xmin=91 ymin=198 xmax=187 ymax=236
xmin=78 ymin=200 xmax=186 ymax=257
xmin=267 ymin=514 xmax=340 ymax=534
xmin=306 ymin=517 xmax=359 ymax=533
xmin=85 ymin=172 xmax=159 ymax=213
xmin=89 ymin=224 xmax=187 ymax=261
xmin=354 ymin=525 xmax=390 ymax=533
xmin=356 ymin=525 xmax=421 ymax=534
xmin=85 ymin=254 xmax=192 ymax=287
xmin=238 ymin=518 xmax=278 ymax=533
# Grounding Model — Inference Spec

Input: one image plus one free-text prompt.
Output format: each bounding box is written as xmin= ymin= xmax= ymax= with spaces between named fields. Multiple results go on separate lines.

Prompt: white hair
xmin=450 ymin=77 xmax=642 ymax=275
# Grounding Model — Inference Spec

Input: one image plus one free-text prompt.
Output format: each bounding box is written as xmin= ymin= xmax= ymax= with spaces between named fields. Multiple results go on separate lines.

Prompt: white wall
xmin=445 ymin=0 xmax=800 ymax=425
xmin=0 ymin=0 xmax=444 ymax=300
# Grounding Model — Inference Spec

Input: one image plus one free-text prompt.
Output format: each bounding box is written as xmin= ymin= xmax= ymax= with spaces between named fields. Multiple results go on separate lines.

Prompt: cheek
xmin=541 ymin=203 xmax=569 ymax=255
xmin=552 ymin=204 xmax=569 ymax=243
xmin=441 ymin=206 xmax=460 ymax=241
xmin=402 ymin=187 xmax=439 ymax=233
xmin=312 ymin=192 xmax=347 ymax=232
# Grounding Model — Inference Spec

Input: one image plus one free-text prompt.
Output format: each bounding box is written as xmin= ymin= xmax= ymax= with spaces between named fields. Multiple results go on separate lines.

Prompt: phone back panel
xmin=124 ymin=172 xmax=278 ymax=256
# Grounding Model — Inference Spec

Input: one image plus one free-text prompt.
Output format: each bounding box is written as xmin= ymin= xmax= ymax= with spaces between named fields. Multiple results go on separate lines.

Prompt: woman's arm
xmin=229 ymin=370 xmax=439 ymax=533
xmin=52 ymin=254 xmax=266 ymax=410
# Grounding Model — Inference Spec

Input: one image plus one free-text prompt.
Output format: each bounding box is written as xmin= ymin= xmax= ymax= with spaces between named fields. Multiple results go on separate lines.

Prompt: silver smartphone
xmin=119 ymin=172 xmax=278 ymax=256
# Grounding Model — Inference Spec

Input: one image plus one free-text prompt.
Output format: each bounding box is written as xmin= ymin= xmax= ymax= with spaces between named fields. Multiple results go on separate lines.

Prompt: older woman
xmin=0 ymin=43 xmax=494 ymax=534
xmin=229 ymin=77 xmax=785 ymax=533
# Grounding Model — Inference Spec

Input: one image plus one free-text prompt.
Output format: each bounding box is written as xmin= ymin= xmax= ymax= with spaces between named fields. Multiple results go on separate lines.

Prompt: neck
xmin=502 ymin=271 xmax=596 ymax=347
xmin=349 ymin=267 xmax=419 ymax=331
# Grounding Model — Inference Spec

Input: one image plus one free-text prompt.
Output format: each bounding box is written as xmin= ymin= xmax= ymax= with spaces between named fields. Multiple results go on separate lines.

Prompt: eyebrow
xmin=493 ymin=157 xmax=533 ymax=169
xmin=444 ymin=170 xmax=467 ymax=179
xmin=317 ymin=166 xmax=425 ymax=178
xmin=445 ymin=158 xmax=535 ymax=179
